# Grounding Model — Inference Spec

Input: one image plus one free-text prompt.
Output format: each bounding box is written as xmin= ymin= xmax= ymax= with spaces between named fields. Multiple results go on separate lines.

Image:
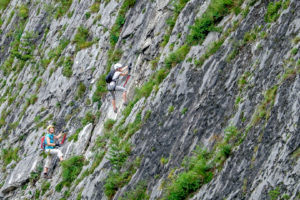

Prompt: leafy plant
xmin=18 ymin=4 xmax=29 ymax=20
xmin=73 ymin=26 xmax=94 ymax=50
xmin=55 ymin=156 xmax=85 ymax=191
xmin=0 ymin=0 xmax=11 ymax=10
xmin=54 ymin=0 xmax=73 ymax=19
xmin=1 ymin=147 xmax=19 ymax=167
xmin=265 ymin=0 xmax=282 ymax=23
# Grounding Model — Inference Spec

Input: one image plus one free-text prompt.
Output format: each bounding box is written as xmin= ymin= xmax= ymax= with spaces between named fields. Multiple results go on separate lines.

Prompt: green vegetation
xmin=181 ymin=107 xmax=188 ymax=115
xmin=194 ymin=39 xmax=224 ymax=67
xmin=168 ymin=105 xmax=174 ymax=113
xmin=104 ymin=157 xmax=141 ymax=199
xmin=35 ymin=190 xmax=40 ymax=199
xmin=1 ymin=147 xmax=19 ymax=167
xmin=109 ymin=0 xmax=136 ymax=47
xmin=162 ymin=126 xmax=240 ymax=200
xmin=160 ymin=157 xmax=169 ymax=165
xmin=165 ymin=45 xmax=190 ymax=69
xmin=238 ymin=71 xmax=251 ymax=91
xmin=252 ymin=85 xmax=278 ymax=125
xmin=81 ymin=111 xmax=96 ymax=126
xmin=187 ymin=0 xmax=236 ymax=45
xmin=104 ymin=119 xmax=116 ymax=130
xmin=282 ymin=68 xmax=297 ymax=81
xmin=265 ymin=0 xmax=282 ymax=23
xmin=74 ymin=151 xmax=105 ymax=186
xmin=269 ymin=187 xmax=280 ymax=200
xmin=119 ymin=181 xmax=149 ymax=200
xmin=41 ymin=181 xmax=51 ymax=195
xmin=48 ymin=38 xmax=70 ymax=62
xmin=73 ymin=26 xmax=94 ymax=51
xmin=76 ymin=82 xmax=86 ymax=99
xmin=243 ymin=31 xmax=256 ymax=43
xmin=161 ymin=0 xmax=190 ymax=47
xmin=9 ymin=31 xmax=36 ymax=66
xmin=103 ymin=110 xmax=149 ymax=199
xmin=54 ymin=0 xmax=73 ymax=19
xmin=90 ymin=2 xmax=100 ymax=13
xmin=85 ymin=12 xmax=91 ymax=19
xmin=292 ymin=147 xmax=300 ymax=160
xmin=0 ymin=0 xmax=11 ymax=10
xmin=68 ymin=128 xmax=83 ymax=142
xmin=55 ymin=156 xmax=84 ymax=191
xmin=291 ymin=47 xmax=298 ymax=55
xmin=18 ymin=4 xmax=29 ymax=20
xmin=62 ymin=56 xmax=73 ymax=77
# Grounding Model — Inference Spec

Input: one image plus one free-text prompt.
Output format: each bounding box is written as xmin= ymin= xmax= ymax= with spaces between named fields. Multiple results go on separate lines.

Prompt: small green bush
xmin=56 ymin=155 xmax=84 ymax=191
xmin=0 ymin=0 xmax=11 ymax=10
xmin=54 ymin=0 xmax=73 ymax=19
xmin=135 ymin=80 xmax=155 ymax=99
xmin=41 ymin=181 xmax=50 ymax=195
xmin=29 ymin=94 xmax=38 ymax=104
xmin=187 ymin=0 xmax=234 ymax=45
xmin=35 ymin=189 xmax=40 ymax=199
xmin=164 ymin=45 xmax=190 ymax=69
xmin=269 ymin=187 xmax=280 ymax=200
xmin=85 ymin=12 xmax=91 ymax=19
xmin=76 ymin=82 xmax=86 ymax=99
xmin=73 ymin=26 xmax=94 ymax=50
xmin=109 ymin=0 xmax=136 ymax=47
xmin=89 ymin=151 xmax=105 ymax=174
xmin=104 ymin=157 xmax=140 ymax=199
xmin=48 ymin=38 xmax=70 ymax=62
xmin=181 ymin=107 xmax=188 ymax=115
xmin=82 ymin=111 xmax=96 ymax=126
xmin=62 ymin=56 xmax=73 ymax=77
xmin=168 ymin=105 xmax=174 ymax=113
xmin=90 ymin=2 xmax=100 ymax=13
xmin=1 ymin=147 xmax=19 ymax=167
xmin=92 ymin=74 xmax=106 ymax=103
xmin=291 ymin=47 xmax=298 ymax=55
xmin=104 ymin=119 xmax=116 ymax=130
xmin=160 ymin=157 xmax=169 ymax=165
xmin=68 ymin=127 xmax=83 ymax=142
xmin=18 ymin=4 xmax=29 ymax=20
xmin=265 ymin=0 xmax=282 ymax=23
xmin=119 ymin=181 xmax=149 ymax=200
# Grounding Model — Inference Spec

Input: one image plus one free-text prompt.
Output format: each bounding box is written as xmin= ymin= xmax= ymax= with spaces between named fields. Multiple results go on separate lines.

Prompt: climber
xmin=43 ymin=125 xmax=64 ymax=179
xmin=106 ymin=63 xmax=131 ymax=113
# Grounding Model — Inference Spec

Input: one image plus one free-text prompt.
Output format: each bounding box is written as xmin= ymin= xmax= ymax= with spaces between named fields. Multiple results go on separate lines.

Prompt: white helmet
xmin=114 ymin=63 xmax=122 ymax=70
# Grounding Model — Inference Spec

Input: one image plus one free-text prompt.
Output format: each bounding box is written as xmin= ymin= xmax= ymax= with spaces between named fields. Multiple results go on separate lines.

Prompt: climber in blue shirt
xmin=43 ymin=125 xmax=64 ymax=178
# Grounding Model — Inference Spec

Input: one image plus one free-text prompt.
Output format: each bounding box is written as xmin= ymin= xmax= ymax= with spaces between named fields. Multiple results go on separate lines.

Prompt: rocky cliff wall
xmin=0 ymin=0 xmax=299 ymax=199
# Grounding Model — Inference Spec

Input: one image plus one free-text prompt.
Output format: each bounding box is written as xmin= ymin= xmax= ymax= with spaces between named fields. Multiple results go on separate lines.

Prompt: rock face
xmin=0 ymin=0 xmax=299 ymax=199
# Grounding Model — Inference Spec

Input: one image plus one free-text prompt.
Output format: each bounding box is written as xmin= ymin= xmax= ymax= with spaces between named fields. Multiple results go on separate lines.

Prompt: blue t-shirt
xmin=45 ymin=134 xmax=54 ymax=150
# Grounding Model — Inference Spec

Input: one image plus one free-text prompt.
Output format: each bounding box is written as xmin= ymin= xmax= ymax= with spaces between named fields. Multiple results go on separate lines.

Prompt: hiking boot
xmin=123 ymin=101 xmax=128 ymax=106
xmin=113 ymin=108 xmax=118 ymax=113
xmin=43 ymin=173 xmax=51 ymax=179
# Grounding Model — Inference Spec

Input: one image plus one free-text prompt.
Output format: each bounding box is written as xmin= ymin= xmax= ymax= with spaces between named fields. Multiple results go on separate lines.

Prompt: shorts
xmin=107 ymin=82 xmax=126 ymax=100
xmin=44 ymin=149 xmax=63 ymax=168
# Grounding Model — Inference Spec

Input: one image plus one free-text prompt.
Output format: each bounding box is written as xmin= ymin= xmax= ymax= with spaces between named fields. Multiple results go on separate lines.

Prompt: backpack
xmin=105 ymin=69 xmax=116 ymax=83
xmin=41 ymin=136 xmax=46 ymax=150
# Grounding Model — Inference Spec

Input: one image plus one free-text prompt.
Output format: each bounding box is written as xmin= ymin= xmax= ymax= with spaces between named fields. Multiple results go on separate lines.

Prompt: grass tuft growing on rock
xmin=55 ymin=156 xmax=85 ymax=191
xmin=162 ymin=126 xmax=240 ymax=200
xmin=1 ymin=147 xmax=19 ymax=167
xmin=54 ymin=0 xmax=73 ymax=19
xmin=73 ymin=26 xmax=94 ymax=51
xmin=109 ymin=0 xmax=136 ymax=47
xmin=0 ymin=0 xmax=11 ymax=10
